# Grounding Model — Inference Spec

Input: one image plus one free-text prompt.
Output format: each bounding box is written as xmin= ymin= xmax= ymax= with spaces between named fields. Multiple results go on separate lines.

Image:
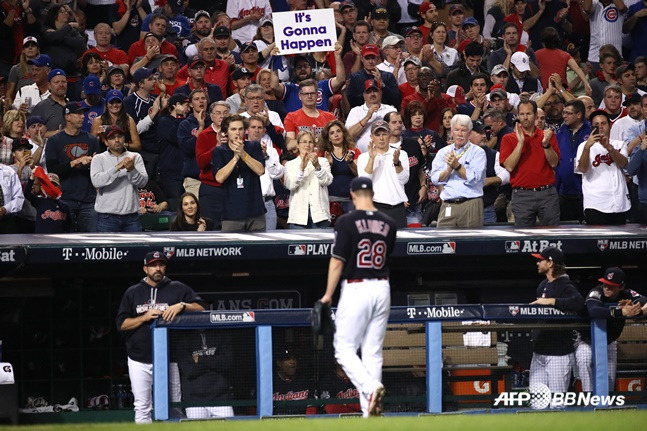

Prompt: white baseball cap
xmin=382 ymin=35 xmax=403 ymax=49
xmin=23 ymin=36 xmax=39 ymax=46
xmin=510 ymin=52 xmax=530 ymax=72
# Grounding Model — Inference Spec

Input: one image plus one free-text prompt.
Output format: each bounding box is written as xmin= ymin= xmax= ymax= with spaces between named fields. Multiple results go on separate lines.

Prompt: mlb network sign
xmin=493 ymin=383 xmax=625 ymax=409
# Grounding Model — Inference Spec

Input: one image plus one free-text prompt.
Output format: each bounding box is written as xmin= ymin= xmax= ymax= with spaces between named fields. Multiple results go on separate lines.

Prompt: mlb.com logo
xmin=493 ymin=383 xmax=625 ymax=409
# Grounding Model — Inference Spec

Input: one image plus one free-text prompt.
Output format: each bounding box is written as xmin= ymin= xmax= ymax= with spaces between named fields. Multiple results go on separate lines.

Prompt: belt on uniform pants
xmin=513 ymin=185 xmax=553 ymax=192
xmin=346 ymin=277 xmax=388 ymax=283
xmin=443 ymin=197 xmax=475 ymax=204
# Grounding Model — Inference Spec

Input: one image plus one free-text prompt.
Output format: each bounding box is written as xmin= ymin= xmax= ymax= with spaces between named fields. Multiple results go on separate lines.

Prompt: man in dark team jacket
xmin=116 ymin=251 xmax=205 ymax=424
xmin=528 ymin=247 xmax=584 ymax=401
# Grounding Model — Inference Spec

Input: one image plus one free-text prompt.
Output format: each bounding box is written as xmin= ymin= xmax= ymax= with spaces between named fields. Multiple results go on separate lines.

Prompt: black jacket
xmin=583 ymin=286 xmax=647 ymax=343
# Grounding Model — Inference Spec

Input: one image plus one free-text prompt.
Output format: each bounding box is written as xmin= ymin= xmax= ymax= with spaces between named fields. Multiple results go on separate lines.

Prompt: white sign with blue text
xmin=273 ymin=9 xmax=336 ymax=55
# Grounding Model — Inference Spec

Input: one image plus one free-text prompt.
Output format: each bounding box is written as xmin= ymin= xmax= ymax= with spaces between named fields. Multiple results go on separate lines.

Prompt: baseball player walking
xmin=528 ymin=247 xmax=584 ymax=404
xmin=320 ymin=177 xmax=397 ymax=417
xmin=116 ymin=251 xmax=205 ymax=423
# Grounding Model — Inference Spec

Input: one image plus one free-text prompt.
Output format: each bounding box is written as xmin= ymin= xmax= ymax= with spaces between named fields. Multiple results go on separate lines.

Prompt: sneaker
xmin=368 ymin=385 xmax=385 ymax=416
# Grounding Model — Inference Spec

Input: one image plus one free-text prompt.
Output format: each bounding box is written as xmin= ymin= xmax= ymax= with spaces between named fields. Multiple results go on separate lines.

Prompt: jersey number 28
xmin=356 ymin=239 xmax=386 ymax=269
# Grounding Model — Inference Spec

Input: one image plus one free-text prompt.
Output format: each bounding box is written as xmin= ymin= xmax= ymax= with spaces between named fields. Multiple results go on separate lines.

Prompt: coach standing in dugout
xmin=116 ymin=251 xmax=205 ymax=424
xmin=320 ymin=177 xmax=397 ymax=417
xmin=528 ymin=247 xmax=584 ymax=403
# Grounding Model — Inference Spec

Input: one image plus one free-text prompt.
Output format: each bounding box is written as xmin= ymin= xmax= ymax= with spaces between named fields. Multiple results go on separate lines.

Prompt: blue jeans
xmin=406 ymin=204 xmax=423 ymax=226
xmin=62 ymin=200 xmax=98 ymax=232
xmin=264 ymin=199 xmax=277 ymax=230
xmin=483 ymin=204 xmax=497 ymax=224
xmin=97 ymin=213 xmax=142 ymax=232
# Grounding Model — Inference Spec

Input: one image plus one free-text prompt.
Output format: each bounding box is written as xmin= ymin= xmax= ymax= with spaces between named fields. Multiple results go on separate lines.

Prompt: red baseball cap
xmin=361 ymin=44 xmax=380 ymax=57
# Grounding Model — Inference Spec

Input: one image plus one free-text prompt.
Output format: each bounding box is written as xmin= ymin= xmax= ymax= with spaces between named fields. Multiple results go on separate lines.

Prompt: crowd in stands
xmin=1 ymin=0 xmax=647 ymax=233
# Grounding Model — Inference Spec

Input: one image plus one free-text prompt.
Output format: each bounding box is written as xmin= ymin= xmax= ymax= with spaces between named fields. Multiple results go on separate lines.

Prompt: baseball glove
xmin=312 ymin=300 xmax=335 ymax=336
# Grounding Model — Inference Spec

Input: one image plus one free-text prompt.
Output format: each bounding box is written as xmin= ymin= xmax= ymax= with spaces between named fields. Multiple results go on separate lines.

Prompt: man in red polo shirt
xmin=176 ymin=37 xmax=230 ymax=99
xmin=500 ymin=100 xmax=560 ymax=227
xmin=401 ymin=67 xmax=454 ymax=132
xmin=127 ymin=15 xmax=178 ymax=65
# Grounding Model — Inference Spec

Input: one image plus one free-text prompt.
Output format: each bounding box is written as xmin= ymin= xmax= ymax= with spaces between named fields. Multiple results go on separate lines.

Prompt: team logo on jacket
xmin=597 ymin=239 xmax=609 ymax=251
xmin=164 ymin=247 xmax=175 ymax=258
xmin=509 ymin=306 xmax=520 ymax=316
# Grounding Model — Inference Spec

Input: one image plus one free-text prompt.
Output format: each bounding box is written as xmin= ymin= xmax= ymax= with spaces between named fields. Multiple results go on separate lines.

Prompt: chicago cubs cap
xmin=83 ymin=75 xmax=101 ymax=95
xmin=491 ymin=64 xmax=508 ymax=76
xmin=133 ymin=67 xmax=155 ymax=83
xmin=361 ymin=44 xmax=379 ymax=57
xmin=370 ymin=119 xmax=389 ymax=134
xmin=144 ymin=250 xmax=168 ymax=266
xmin=461 ymin=17 xmax=479 ymax=28
xmin=28 ymin=54 xmax=52 ymax=68
xmin=598 ymin=267 xmax=625 ymax=287
xmin=623 ymin=92 xmax=642 ymax=106
xmin=531 ymin=246 xmax=564 ymax=265
xmin=213 ymin=26 xmax=230 ymax=38
xmin=11 ymin=137 xmax=32 ymax=152
xmin=350 ymin=176 xmax=373 ymax=192
xmin=26 ymin=115 xmax=45 ymax=128
xmin=168 ymin=0 xmax=184 ymax=13
xmin=106 ymin=89 xmax=124 ymax=103
xmin=64 ymin=101 xmax=89 ymax=114
xmin=510 ymin=52 xmax=530 ymax=72
xmin=23 ymin=36 xmax=39 ymax=46
xmin=105 ymin=125 xmax=126 ymax=139
xmin=364 ymin=78 xmax=381 ymax=92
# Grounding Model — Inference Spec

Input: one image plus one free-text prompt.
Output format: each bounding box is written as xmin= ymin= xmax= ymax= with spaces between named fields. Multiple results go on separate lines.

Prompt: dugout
xmin=0 ymin=225 xmax=646 ymax=422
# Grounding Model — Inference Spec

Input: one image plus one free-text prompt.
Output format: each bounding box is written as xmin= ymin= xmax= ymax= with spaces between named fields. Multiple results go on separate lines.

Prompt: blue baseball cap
xmin=48 ymin=68 xmax=66 ymax=82
xmin=26 ymin=116 xmax=45 ymax=128
xmin=132 ymin=67 xmax=155 ymax=84
xmin=28 ymin=54 xmax=52 ymax=68
xmin=64 ymin=101 xmax=89 ymax=115
xmin=350 ymin=177 xmax=373 ymax=192
xmin=462 ymin=17 xmax=479 ymax=28
xmin=106 ymin=89 xmax=124 ymax=103
xmin=83 ymin=75 xmax=101 ymax=95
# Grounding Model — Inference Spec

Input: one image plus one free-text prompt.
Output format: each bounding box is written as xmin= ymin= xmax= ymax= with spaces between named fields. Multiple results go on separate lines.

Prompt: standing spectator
xmin=85 ymin=23 xmax=130 ymax=76
xmin=0 ymin=0 xmax=37 ymax=80
xmin=430 ymin=114 xmax=487 ymax=227
xmin=500 ymin=100 xmax=561 ymax=226
xmin=488 ymin=22 xmax=538 ymax=76
xmin=284 ymin=130 xmax=333 ymax=228
xmin=42 ymin=5 xmax=86 ymax=76
xmin=343 ymin=21 xmax=371 ymax=76
xmin=524 ymin=0 xmax=570 ymax=52
xmin=176 ymin=38 xmax=230 ymax=99
xmin=367 ymin=8 xmax=397 ymax=47
xmin=109 ymin=0 xmax=151 ymax=53
xmin=346 ymin=44 xmax=401 ymax=110
xmin=153 ymin=54 xmax=184 ymax=96
xmin=124 ymin=68 xmax=163 ymax=156
xmin=140 ymin=0 xmax=191 ymax=41
xmin=131 ymin=32 xmax=168 ymax=74
xmin=589 ymin=53 xmax=619 ymax=107
xmin=178 ymin=88 xmax=211 ymax=197
xmin=422 ymin=21 xmax=459 ymax=73
xmin=320 ymin=120 xmax=359 ymax=215
xmin=457 ymin=73 xmax=490 ymax=120
xmin=226 ymin=67 xmax=254 ymax=114
xmin=103 ymin=66 xmax=129 ymax=96
xmin=13 ymin=54 xmax=52 ymax=114
xmin=0 ymin=162 xmax=24 ymax=233
xmin=346 ymin=79 xmax=397 ymax=153
xmin=357 ymin=120 xmax=409 ymax=227
xmin=226 ymin=0 xmax=271 ymax=44
xmin=446 ymin=3 xmax=466 ymax=48
xmin=91 ymin=90 xmax=142 ymax=152
xmin=575 ymin=110 xmax=630 ymax=225
xmin=213 ymin=115 xmax=266 ymax=232
xmin=31 ymin=69 xmax=68 ymax=137
xmin=127 ymin=14 xmax=179 ymax=64
xmin=583 ymin=0 xmax=626 ymax=71
xmin=91 ymin=125 xmax=148 ymax=232
xmin=45 ymin=102 xmax=102 ymax=232
xmin=528 ymin=247 xmax=584 ymax=402
xmin=80 ymin=75 xmax=106 ymax=133
xmin=6 ymin=36 xmax=40 ymax=107
xmin=610 ymin=93 xmax=644 ymax=142
xmin=555 ymin=99 xmax=590 ymax=222
xmin=175 ymin=55 xmax=224 ymax=104
xmin=402 ymin=100 xmax=443 ymax=155
xmin=484 ymin=108 xmax=514 ymax=151
xmin=378 ymin=36 xmax=406 ymax=85
xmin=399 ymin=57 xmax=421 ymax=100
xmin=169 ymin=192 xmax=213 ymax=231
xmin=402 ymin=67 xmax=454 ymax=133
xmin=445 ymin=42 xmax=489 ymax=93
xmin=623 ymin=0 xmax=647 ymax=62
xmin=116 ymin=250 xmax=205 ymax=424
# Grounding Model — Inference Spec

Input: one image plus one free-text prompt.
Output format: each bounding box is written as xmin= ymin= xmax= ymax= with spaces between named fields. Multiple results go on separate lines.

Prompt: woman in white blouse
xmin=423 ymin=22 xmax=459 ymax=75
xmin=284 ymin=130 xmax=333 ymax=229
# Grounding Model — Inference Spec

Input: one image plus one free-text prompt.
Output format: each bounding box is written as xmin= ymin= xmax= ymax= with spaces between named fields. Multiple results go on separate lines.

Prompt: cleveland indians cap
xmin=598 ymin=267 xmax=625 ymax=287
xmin=531 ymin=246 xmax=564 ymax=265
xmin=144 ymin=250 xmax=169 ymax=266
xmin=350 ymin=177 xmax=373 ymax=192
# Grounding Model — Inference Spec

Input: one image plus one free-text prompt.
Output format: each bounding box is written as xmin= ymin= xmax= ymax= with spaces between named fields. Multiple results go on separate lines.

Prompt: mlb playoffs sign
xmin=273 ymin=9 xmax=336 ymax=55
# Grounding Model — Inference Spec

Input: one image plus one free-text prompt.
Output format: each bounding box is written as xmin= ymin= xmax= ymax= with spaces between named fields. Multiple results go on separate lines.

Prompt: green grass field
xmin=3 ymin=410 xmax=646 ymax=431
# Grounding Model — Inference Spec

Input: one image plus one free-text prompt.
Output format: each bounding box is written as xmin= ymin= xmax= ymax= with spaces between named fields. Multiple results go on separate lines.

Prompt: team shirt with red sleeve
xmin=499 ymin=128 xmax=560 ymax=188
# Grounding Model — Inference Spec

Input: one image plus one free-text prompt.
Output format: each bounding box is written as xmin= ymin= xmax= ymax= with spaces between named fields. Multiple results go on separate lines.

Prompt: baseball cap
xmin=461 ymin=17 xmax=479 ymax=28
xmin=64 ymin=101 xmax=89 ymax=114
xmin=212 ymin=26 xmax=231 ymax=38
xmin=371 ymin=7 xmax=389 ymax=19
xmin=490 ymin=88 xmax=507 ymax=100
xmin=531 ymin=246 xmax=564 ymax=265
xmin=449 ymin=4 xmax=465 ymax=14
xmin=259 ymin=17 xmax=273 ymax=26
xmin=132 ymin=67 xmax=155 ymax=83
xmin=472 ymin=120 xmax=489 ymax=134
xmin=194 ymin=9 xmax=210 ymax=21
xmin=107 ymin=65 xmax=125 ymax=77
xmin=47 ymin=173 xmax=61 ymax=186
xmin=589 ymin=109 xmax=611 ymax=123
xmin=144 ymin=250 xmax=168 ymax=266
xmin=350 ymin=176 xmax=373 ymax=192
xmin=23 ymin=36 xmax=39 ymax=46
xmin=598 ymin=267 xmax=625 ymax=287
xmin=623 ymin=92 xmax=642 ymax=106
xmin=419 ymin=2 xmax=433 ymax=14
xmin=404 ymin=57 xmax=422 ymax=68
xmin=406 ymin=26 xmax=423 ymax=37
xmin=168 ymin=93 xmax=189 ymax=107
xmin=26 ymin=116 xmax=45 ymax=128
xmin=457 ymin=39 xmax=471 ymax=54
xmin=382 ymin=35 xmax=402 ymax=49
xmin=446 ymin=84 xmax=466 ymax=105
xmin=340 ymin=0 xmax=357 ymax=11
xmin=105 ymin=125 xmax=126 ymax=139
xmin=106 ymin=89 xmax=124 ymax=103
xmin=364 ymin=78 xmax=381 ymax=92
xmin=241 ymin=42 xmax=258 ymax=53
xmin=275 ymin=346 xmax=297 ymax=361
xmin=11 ymin=137 xmax=31 ymax=152
xmin=160 ymin=54 xmax=179 ymax=64
xmin=510 ymin=52 xmax=530 ymax=72
xmin=616 ymin=63 xmax=636 ymax=78
xmin=491 ymin=64 xmax=508 ymax=76
xmin=371 ymin=120 xmax=389 ymax=134
xmin=143 ymin=32 xmax=161 ymax=42
xmin=83 ymin=75 xmax=101 ymax=96
xmin=28 ymin=54 xmax=52 ymax=68
xmin=168 ymin=0 xmax=184 ymax=14
xmin=231 ymin=66 xmax=254 ymax=80
xmin=188 ymin=55 xmax=206 ymax=69
xmin=361 ymin=44 xmax=380 ymax=57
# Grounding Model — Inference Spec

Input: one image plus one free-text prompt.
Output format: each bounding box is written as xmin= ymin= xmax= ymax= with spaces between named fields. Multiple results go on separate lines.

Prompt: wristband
xmin=394 ymin=161 xmax=401 ymax=167
xmin=359 ymin=120 xmax=365 ymax=128
xmin=542 ymin=143 xmax=551 ymax=149
xmin=243 ymin=153 xmax=249 ymax=161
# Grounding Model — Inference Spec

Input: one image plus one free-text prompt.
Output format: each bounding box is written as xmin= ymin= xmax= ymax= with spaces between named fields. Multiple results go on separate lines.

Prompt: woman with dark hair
xmin=81 ymin=52 xmax=106 ymax=81
xmin=402 ymin=100 xmax=444 ymax=158
xmin=90 ymin=90 xmax=141 ymax=151
xmin=423 ymin=21 xmax=459 ymax=73
xmin=437 ymin=107 xmax=455 ymax=147
xmin=535 ymin=27 xmax=592 ymax=95
xmin=42 ymin=5 xmax=86 ymax=76
xmin=318 ymin=120 xmax=359 ymax=214
xmin=169 ymin=192 xmax=213 ymax=231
